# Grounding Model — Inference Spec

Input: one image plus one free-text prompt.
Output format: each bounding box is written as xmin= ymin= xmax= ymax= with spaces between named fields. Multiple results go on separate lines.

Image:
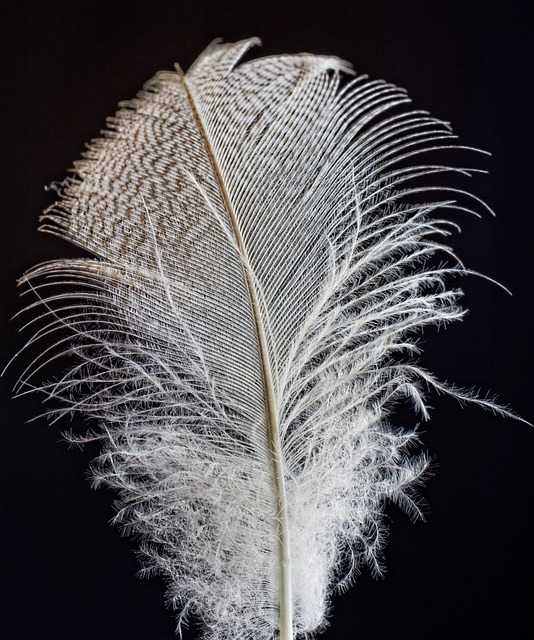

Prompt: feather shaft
xmin=178 ymin=64 xmax=294 ymax=637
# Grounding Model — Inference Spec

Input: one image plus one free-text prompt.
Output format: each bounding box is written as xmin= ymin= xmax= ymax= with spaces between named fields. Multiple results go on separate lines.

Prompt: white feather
xmin=14 ymin=38 xmax=518 ymax=639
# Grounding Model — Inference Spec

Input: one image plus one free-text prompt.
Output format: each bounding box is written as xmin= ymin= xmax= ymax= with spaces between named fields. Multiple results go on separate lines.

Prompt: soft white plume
xmin=14 ymin=38 xmax=516 ymax=639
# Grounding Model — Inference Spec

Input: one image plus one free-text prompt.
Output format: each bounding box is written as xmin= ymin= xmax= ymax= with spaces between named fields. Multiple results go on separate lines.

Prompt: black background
xmin=1 ymin=1 xmax=532 ymax=638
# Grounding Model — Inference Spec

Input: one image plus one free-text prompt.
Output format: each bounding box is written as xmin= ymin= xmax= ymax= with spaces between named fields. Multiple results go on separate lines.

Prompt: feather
xmin=13 ymin=38 xmax=518 ymax=639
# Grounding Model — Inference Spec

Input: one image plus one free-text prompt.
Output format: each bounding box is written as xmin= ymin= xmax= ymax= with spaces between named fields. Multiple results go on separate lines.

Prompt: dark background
xmin=1 ymin=1 xmax=532 ymax=638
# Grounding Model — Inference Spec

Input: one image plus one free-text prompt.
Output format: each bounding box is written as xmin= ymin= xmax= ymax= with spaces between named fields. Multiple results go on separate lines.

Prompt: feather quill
xmin=14 ymin=38 xmax=517 ymax=639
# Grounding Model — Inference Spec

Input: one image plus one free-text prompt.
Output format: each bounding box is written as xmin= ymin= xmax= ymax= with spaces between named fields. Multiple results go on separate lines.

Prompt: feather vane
xmin=15 ymin=38 xmax=515 ymax=639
